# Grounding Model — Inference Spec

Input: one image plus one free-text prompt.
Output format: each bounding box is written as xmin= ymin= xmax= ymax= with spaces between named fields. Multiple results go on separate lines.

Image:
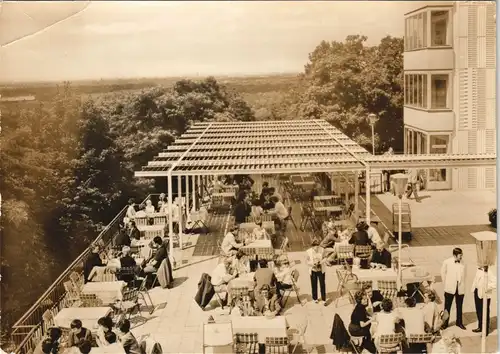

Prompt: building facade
xmin=403 ymin=1 xmax=496 ymax=190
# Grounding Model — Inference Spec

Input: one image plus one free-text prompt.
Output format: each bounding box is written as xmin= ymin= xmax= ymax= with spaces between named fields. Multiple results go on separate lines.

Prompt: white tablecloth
xmin=54 ymin=307 xmax=112 ymax=330
xmin=352 ymin=267 xmax=434 ymax=287
xmin=241 ymin=240 xmax=274 ymax=257
xmin=81 ymin=281 xmax=126 ymax=304
xmin=203 ymin=322 xmax=234 ymax=353
xmin=231 ymin=316 xmax=287 ymax=344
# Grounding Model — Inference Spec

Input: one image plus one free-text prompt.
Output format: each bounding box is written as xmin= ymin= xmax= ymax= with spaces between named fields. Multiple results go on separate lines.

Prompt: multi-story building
xmin=403 ymin=1 xmax=496 ymax=190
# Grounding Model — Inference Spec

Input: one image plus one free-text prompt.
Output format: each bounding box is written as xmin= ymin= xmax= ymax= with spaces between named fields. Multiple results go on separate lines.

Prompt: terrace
xmin=8 ymin=120 xmax=497 ymax=354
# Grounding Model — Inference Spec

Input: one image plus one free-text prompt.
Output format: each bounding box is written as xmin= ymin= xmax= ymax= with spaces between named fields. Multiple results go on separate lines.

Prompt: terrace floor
xmin=130 ymin=176 xmax=498 ymax=353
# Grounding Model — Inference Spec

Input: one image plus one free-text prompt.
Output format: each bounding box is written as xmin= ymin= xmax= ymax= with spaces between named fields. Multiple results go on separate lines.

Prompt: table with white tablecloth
xmin=62 ymin=343 xmax=125 ymax=354
xmin=231 ymin=316 xmax=287 ymax=344
xmin=240 ymin=240 xmax=274 ymax=259
xmin=203 ymin=322 xmax=234 ymax=354
xmin=352 ymin=267 xmax=434 ymax=289
xmin=81 ymin=281 xmax=126 ymax=304
xmin=239 ymin=221 xmax=275 ymax=235
xmin=54 ymin=307 xmax=112 ymax=331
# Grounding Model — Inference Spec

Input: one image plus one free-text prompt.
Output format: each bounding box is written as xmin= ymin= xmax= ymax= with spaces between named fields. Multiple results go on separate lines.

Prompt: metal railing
xmin=9 ymin=193 xmax=170 ymax=353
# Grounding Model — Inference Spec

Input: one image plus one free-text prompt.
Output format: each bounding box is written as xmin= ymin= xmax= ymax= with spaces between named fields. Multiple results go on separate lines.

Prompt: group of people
xmin=210 ymin=251 xmax=295 ymax=317
xmin=34 ymin=318 xmax=142 ymax=354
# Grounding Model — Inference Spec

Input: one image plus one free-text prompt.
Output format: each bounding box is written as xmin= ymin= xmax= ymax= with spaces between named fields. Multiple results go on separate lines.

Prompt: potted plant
xmin=488 ymin=208 xmax=497 ymax=228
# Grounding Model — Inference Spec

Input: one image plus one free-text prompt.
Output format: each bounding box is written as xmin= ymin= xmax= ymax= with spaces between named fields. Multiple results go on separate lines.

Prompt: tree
xmin=296 ymin=35 xmax=404 ymax=152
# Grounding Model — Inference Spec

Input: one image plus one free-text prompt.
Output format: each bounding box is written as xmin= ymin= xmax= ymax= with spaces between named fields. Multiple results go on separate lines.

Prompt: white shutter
xmin=486 ymin=4 xmax=496 ymax=69
xmin=476 ymin=69 xmax=487 ymax=129
xmin=458 ymin=69 xmax=471 ymax=130
xmin=468 ymin=5 xmax=478 ymax=68
xmin=485 ymin=167 xmax=495 ymax=189
xmin=485 ymin=130 xmax=495 ymax=153
xmin=468 ymin=130 xmax=477 ymax=153
xmin=468 ymin=168 xmax=478 ymax=189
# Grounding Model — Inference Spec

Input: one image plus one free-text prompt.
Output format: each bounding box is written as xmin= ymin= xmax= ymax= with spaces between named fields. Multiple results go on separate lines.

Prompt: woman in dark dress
xmin=349 ymin=291 xmax=375 ymax=352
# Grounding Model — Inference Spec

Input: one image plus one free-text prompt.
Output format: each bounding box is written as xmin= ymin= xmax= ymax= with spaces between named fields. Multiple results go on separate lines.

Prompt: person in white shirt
xmin=373 ymin=299 xmax=399 ymax=349
xmin=400 ymin=297 xmax=426 ymax=335
xmin=144 ymin=200 xmax=155 ymax=215
xmin=272 ymin=196 xmax=289 ymax=232
xmin=126 ymin=199 xmax=137 ymax=219
xmin=274 ymin=258 xmax=293 ymax=299
xmin=422 ymin=291 xmax=441 ymax=334
xmin=366 ymin=221 xmax=383 ymax=245
xmin=440 ymin=247 xmax=466 ymax=330
xmin=157 ymin=193 xmax=166 ymax=211
xmin=252 ymin=222 xmax=269 ymax=240
xmin=211 ymin=258 xmax=235 ymax=303
xmin=471 ymin=265 xmax=497 ymax=334
xmin=306 ymin=240 xmax=327 ymax=305
xmin=221 ymin=226 xmax=243 ymax=256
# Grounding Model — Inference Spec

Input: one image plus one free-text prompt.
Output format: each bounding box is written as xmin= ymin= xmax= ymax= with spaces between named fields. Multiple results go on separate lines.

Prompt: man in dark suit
xmin=371 ymin=242 xmax=392 ymax=268
xmin=128 ymin=221 xmax=141 ymax=241
xmin=363 ymin=284 xmax=384 ymax=313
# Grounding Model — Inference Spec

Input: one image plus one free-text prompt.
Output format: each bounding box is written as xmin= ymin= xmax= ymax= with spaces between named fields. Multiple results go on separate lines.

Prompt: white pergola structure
xmin=135 ymin=119 xmax=496 ymax=254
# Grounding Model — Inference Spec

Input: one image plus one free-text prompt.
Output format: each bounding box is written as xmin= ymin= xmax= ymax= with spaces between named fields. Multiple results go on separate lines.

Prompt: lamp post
xmin=470 ymin=231 xmax=497 ymax=353
xmin=391 ymin=173 xmax=408 ymax=290
xmin=368 ymin=113 xmax=377 ymax=155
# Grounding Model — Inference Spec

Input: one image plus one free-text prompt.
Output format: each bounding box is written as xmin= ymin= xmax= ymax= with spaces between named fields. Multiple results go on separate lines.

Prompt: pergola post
xmin=354 ymin=171 xmax=359 ymax=220
xmin=365 ymin=166 xmax=371 ymax=224
xmin=167 ymin=173 xmax=174 ymax=255
xmin=185 ymin=176 xmax=190 ymax=216
xmin=330 ymin=173 xmax=335 ymax=193
xmin=198 ymin=175 xmax=202 ymax=200
xmin=177 ymin=176 xmax=183 ymax=250
xmin=192 ymin=175 xmax=197 ymax=211
xmin=343 ymin=173 xmax=349 ymax=206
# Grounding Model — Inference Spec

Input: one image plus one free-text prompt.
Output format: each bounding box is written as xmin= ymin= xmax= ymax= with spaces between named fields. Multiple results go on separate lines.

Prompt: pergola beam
xmin=167 ymin=141 xmax=362 ymax=150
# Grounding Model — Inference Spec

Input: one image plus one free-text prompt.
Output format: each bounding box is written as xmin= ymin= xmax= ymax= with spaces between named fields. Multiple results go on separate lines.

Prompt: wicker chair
xmin=80 ymin=293 xmax=104 ymax=307
xmin=233 ymin=333 xmax=259 ymax=354
xmin=354 ymin=245 xmax=372 ymax=260
xmin=378 ymin=280 xmax=398 ymax=300
xmin=377 ymin=333 xmax=403 ymax=354
xmin=265 ymin=337 xmax=289 ymax=354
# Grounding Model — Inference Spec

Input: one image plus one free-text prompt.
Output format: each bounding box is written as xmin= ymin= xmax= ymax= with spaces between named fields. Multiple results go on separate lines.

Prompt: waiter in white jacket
xmin=471 ymin=266 xmax=497 ymax=335
xmin=440 ymin=247 xmax=466 ymax=330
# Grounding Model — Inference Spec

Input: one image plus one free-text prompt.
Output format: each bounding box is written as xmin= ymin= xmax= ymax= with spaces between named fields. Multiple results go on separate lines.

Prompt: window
xmin=430 ymin=74 xmax=449 ymax=109
xmin=420 ymin=134 xmax=427 ymax=154
xmin=429 ymin=135 xmax=449 ymax=183
xmin=405 ymin=12 xmax=427 ymax=51
xmin=431 ymin=11 xmax=449 ymax=46
xmin=404 ymin=74 xmax=427 ymax=108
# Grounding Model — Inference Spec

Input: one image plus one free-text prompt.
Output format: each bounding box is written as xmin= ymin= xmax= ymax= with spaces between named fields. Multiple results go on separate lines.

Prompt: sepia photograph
xmin=0 ymin=1 xmax=497 ymax=353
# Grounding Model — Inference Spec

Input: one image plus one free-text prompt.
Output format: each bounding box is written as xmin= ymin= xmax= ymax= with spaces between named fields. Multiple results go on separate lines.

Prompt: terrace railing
xmin=9 ymin=193 xmax=171 ymax=354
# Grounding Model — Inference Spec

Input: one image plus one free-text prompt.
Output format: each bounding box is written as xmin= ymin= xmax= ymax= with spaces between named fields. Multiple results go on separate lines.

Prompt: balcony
xmin=404 ymin=47 xmax=454 ymax=71
xmin=404 ymin=106 xmax=454 ymax=132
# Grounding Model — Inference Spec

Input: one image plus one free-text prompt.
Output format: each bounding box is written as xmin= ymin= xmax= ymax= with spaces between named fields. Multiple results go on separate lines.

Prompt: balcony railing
xmin=8 ymin=193 xmax=173 ymax=354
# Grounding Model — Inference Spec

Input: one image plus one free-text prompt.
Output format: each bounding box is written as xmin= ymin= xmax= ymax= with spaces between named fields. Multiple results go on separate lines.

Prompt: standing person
xmin=440 ymin=248 xmax=466 ymax=330
xmin=407 ymin=169 xmax=421 ymax=202
xmin=471 ymin=266 xmax=497 ymax=335
xmin=383 ymin=147 xmax=394 ymax=192
xmin=306 ymin=240 xmax=327 ymax=305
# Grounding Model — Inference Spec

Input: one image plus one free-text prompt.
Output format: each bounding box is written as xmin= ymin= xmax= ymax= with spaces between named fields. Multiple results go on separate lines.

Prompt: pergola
xmin=135 ymin=119 xmax=496 ymax=253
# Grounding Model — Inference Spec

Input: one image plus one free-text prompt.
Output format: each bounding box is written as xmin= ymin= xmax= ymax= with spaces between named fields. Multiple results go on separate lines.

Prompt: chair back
xmin=262 ymin=214 xmax=273 ymax=222
xmin=407 ymin=333 xmax=434 ymax=344
xmin=42 ymin=309 xmax=55 ymax=334
xmin=231 ymin=287 xmax=250 ymax=299
xmin=337 ymin=245 xmax=354 ymax=261
xmin=63 ymin=280 xmax=81 ymax=299
xmin=145 ymin=229 xmax=163 ymax=240
xmin=354 ymin=245 xmax=372 ymax=259
xmin=80 ymin=293 xmax=103 ymax=307
xmin=122 ymin=288 xmax=139 ymax=302
xmin=69 ymin=272 xmax=83 ymax=288
xmin=264 ymin=337 xmax=289 ymax=354
xmin=378 ymin=333 xmax=403 ymax=352
xmin=378 ymin=280 xmax=398 ymax=299
xmin=233 ymin=333 xmax=258 ymax=354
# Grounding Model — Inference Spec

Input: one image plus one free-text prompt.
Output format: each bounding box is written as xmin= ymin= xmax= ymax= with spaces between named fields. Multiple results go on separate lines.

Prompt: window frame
xmin=404 ymin=7 xmax=452 ymax=52
xmin=404 ymin=71 xmax=452 ymax=111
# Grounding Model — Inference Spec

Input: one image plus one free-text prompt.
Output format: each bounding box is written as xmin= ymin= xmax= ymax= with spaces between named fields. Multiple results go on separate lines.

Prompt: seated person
xmin=221 ymin=226 xmax=243 ymax=256
xmin=363 ymin=284 xmax=384 ymax=314
xmin=371 ymin=242 xmax=392 ymax=268
xmin=366 ymin=220 xmax=383 ymax=245
xmin=68 ymin=319 xmax=92 ymax=348
xmin=117 ymin=319 xmax=142 ymax=354
xmin=157 ymin=193 xmax=166 ymax=211
xmin=126 ymin=199 xmax=137 ymax=219
xmin=271 ymin=196 xmax=289 ymax=230
xmin=373 ymin=299 xmax=399 ymax=348
xmin=77 ymin=340 xmax=92 ymax=354
xmin=262 ymin=193 xmax=275 ymax=211
xmin=320 ymin=223 xmax=340 ymax=264
xmin=143 ymin=236 xmax=169 ymax=274
xmin=349 ymin=222 xmax=371 ymax=246
xmin=83 ymin=245 xmax=104 ymax=283
xmin=231 ymin=250 xmax=250 ymax=276
xmin=211 ymin=258 xmax=236 ymax=303
xmin=259 ymin=182 xmax=270 ymax=204
xmin=97 ymin=316 xmax=115 ymax=347
xmin=252 ymin=222 xmax=269 ymax=240
xmin=254 ymin=284 xmax=281 ymax=316
xmin=349 ymin=291 xmax=374 ymax=351
xmin=33 ymin=327 xmax=62 ymax=354
xmin=128 ymin=221 xmax=141 ymax=242
xmin=120 ymin=246 xmax=137 ymax=269
xmin=135 ymin=205 xmax=147 ymax=218
xmin=144 ymin=199 xmax=155 ymax=215
xmin=253 ymin=259 xmax=277 ymax=296
xmin=274 ymin=258 xmax=293 ymax=298
xmin=115 ymin=223 xmax=131 ymax=247
xmin=251 ymin=203 xmax=264 ymax=219
xmin=400 ymin=297 xmax=426 ymax=334
xmin=422 ymin=291 xmax=442 ymax=334
xmin=268 ymin=187 xmax=282 ymax=202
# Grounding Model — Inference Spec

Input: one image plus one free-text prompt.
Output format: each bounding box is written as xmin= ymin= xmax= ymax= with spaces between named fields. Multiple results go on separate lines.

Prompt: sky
xmin=0 ymin=1 xmax=420 ymax=83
